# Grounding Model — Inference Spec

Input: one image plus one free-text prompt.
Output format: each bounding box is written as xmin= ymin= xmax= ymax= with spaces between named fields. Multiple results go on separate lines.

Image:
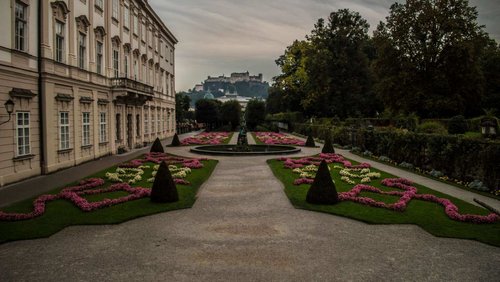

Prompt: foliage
xmin=150 ymin=137 xmax=164 ymax=153
xmin=321 ymin=133 xmax=335 ymax=153
xmin=175 ymin=93 xmax=191 ymax=122
xmin=448 ymin=115 xmax=468 ymax=134
xmin=220 ymin=100 xmax=242 ymax=130
xmin=272 ymin=10 xmax=378 ymax=118
xmin=416 ymin=121 xmax=448 ymax=134
xmin=306 ymin=160 xmax=339 ymax=204
xmin=305 ymin=135 xmax=316 ymax=147
xmin=245 ymin=99 xmax=266 ymax=130
xmin=481 ymin=40 xmax=500 ymax=112
xmin=195 ymin=98 xmax=221 ymax=131
xmin=373 ymin=0 xmax=489 ymax=118
xmin=171 ymin=133 xmax=181 ymax=146
xmin=150 ymin=161 xmax=179 ymax=203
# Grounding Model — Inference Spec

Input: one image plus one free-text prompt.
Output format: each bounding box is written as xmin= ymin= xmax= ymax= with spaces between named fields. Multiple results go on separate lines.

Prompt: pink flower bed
xmin=279 ymin=154 xmax=499 ymax=224
xmin=181 ymin=132 xmax=231 ymax=145
xmin=254 ymin=132 xmax=305 ymax=146
xmin=0 ymin=179 xmax=150 ymax=221
xmin=0 ymin=153 xmax=208 ymax=221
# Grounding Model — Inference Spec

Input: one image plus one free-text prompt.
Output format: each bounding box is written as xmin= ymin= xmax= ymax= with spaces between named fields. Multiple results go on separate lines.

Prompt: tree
xmin=304 ymin=9 xmax=375 ymax=118
xmin=220 ymin=100 xmax=242 ymax=130
xmin=175 ymin=93 xmax=191 ymax=122
xmin=195 ymin=99 xmax=220 ymax=131
xmin=265 ymin=86 xmax=286 ymax=114
xmin=481 ymin=40 xmax=500 ymax=112
xmin=373 ymin=0 xmax=489 ymax=118
xmin=150 ymin=137 xmax=164 ymax=153
xmin=245 ymin=99 xmax=266 ymax=130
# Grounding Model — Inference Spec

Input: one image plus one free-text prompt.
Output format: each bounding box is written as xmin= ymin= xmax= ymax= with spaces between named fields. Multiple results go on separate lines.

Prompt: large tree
xmin=195 ymin=99 xmax=220 ymax=131
xmin=304 ymin=9 xmax=375 ymax=118
xmin=245 ymin=99 xmax=266 ymax=130
xmin=373 ymin=0 xmax=489 ymax=118
xmin=175 ymin=93 xmax=191 ymax=122
xmin=220 ymin=100 xmax=242 ymax=130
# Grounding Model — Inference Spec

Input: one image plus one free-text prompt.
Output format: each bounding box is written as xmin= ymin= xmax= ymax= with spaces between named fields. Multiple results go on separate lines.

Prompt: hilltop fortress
xmin=192 ymin=71 xmax=269 ymax=100
xmin=206 ymin=72 xmax=264 ymax=84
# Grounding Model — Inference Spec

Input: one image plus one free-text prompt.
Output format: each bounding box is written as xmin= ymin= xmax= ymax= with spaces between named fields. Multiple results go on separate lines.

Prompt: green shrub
xmin=150 ymin=161 xmax=179 ymax=203
xmin=171 ymin=133 xmax=181 ymax=146
xmin=321 ymin=133 xmax=335 ymax=153
xmin=416 ymin=121 xmax=448 ymax=134
xmin=305 ymin=135 xmax=316 ymax=147
xmin=306 ymin=160 xmax=339 ymax=205
xmin=150 ymin=137 xmax=165 ymax=153
xmin=448 ymin=115 xmax=468 ymax=134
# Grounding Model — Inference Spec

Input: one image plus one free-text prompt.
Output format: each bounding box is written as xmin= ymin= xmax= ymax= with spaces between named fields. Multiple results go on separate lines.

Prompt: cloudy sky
xmin=148 ymin=0 xmax=500 ymax=92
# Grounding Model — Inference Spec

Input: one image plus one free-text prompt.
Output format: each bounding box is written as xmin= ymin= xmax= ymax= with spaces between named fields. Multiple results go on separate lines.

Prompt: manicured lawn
xmin=251 ymin=132 xmax=264 ymax=144
xmin=0 ymin=155 xmax=218 ymax=244
xmin=268 ymin=156 xmax=500 ymax=247
xmin=181 ymin=132 xmax=234 ymax=145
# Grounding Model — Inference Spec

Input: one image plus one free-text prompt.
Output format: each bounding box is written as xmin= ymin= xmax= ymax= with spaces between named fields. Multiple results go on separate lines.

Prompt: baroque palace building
xmin=0 ymin=0 xmax=177 ymax=186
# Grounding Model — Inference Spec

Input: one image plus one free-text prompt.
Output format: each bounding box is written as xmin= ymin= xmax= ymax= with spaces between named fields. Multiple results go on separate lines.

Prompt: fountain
xmin=190 ymin=118 xmax=301 ymax=156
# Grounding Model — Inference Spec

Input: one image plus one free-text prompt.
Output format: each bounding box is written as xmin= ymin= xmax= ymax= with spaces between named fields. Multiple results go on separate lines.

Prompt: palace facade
xmin=0 ymin=0 xmax=177 ymax=186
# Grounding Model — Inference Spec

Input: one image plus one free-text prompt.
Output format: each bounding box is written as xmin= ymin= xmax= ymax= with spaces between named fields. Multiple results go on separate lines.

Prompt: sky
xmin=148 ymin=0 xmax=500 ymax=92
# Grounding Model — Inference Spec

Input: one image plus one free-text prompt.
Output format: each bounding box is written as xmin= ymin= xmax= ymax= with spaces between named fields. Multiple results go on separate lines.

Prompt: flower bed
xmin=0 ymin=153 xmax=209 ymax=222
xmin=277 ymin=153 xmax=499 ymax=224
xmin=254 ymin=132 xmax=305 ymax=146
xmin=180 ymin=132 xmax=231 ymax=145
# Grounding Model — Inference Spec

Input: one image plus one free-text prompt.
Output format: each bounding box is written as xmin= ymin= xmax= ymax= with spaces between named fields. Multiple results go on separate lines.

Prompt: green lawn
xmin=251 ymin=132 xmax=265 ymax=145
xmin=0 ymin=157 xmax=218 ymax=244
xmin=268 ymin=157 xmax=500 ymax=247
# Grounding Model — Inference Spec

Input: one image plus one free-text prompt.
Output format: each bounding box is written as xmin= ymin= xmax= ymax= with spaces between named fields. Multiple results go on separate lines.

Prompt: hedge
xmin=294 ymin=123 xmax=500 ymax=190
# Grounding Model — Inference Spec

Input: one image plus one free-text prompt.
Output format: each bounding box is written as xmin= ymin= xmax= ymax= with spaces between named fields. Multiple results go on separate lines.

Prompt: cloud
xmin=149 ymin=0 xmax=500 ymax=91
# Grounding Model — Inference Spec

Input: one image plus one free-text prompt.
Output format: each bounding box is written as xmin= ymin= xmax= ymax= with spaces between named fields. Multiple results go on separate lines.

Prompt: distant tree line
xmin=268 ymin=0 xmax=500 ymax=119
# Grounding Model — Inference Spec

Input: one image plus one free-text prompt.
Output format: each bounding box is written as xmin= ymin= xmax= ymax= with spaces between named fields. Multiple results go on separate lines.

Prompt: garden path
xmin=0 ymin=145 xmax=499 ymax=281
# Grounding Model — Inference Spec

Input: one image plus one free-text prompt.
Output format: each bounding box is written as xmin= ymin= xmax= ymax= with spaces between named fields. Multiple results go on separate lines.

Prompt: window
xmin=142 ymin=59 xmax=147 ymax=82
xmin=16 ymin=112 xmax=30 ymax=156
xmin=15 ymin=1 xmax=27 ymax=51
xmin=78 ymin=33 xmax=86 ymax=69
xmin=133 ymin=14 xmax=138 ymax=35
xmin=144 ymin=111 xmax=148 ymax=134
xmin=55 ymin=21 xmax=64 ymax=62
xmin=157 ymin=112 xmax=160 ymax=133
xmin=151 ymin=112 xmax=155 ymax=133
xmin=59 ymin=112 xmax=70 ymax=150
xmin=136 ymin=114 xmax=140 ymax=136
xmin=96 ymin=41 xmax=103 ymax=74
xmin=113 ymin=49 xmax=119 ymax=77
xmin=124 ymin=53 xmax=129 ymax=78
xmin=124 ymin=5 xmax=129 ymax=28
xmin=82 ymin=112 xmax=91 ymax=146
xmin=99 ymin=112 xmax=107 ymax=143
xmin=116 ymin=113 xmax=121 ymax=140
xmin=95 ymin=0 xmax=103 ymax=9
xmin=134 ymin=57 xmax=138 ymax=80
xmin=112 ymin=0 xmax=119 ymax=20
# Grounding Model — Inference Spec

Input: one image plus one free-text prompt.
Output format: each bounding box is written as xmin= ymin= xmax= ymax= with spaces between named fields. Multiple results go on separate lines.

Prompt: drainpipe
xmin=38 ymin=0 xmax=46 ymax=173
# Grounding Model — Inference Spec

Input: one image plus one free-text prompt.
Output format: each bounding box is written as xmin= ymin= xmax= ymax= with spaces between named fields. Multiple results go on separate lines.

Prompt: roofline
xmin=141 ymin=0 xmax=179 ymax=44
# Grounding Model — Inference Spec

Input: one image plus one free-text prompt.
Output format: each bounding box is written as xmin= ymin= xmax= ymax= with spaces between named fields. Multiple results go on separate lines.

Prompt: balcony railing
xmin=111 ymin=77 xmax=154 ymax=95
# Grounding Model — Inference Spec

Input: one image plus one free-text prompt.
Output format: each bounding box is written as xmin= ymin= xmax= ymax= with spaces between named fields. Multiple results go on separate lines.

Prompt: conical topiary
xmin=321 ymin=134 xmax=335 ymax=154
xmin=171 ymin=133 xmax=181 ymax=146
xmin=305 ymin=135 xmax=316 ymax=147
xmin=306 ymin=160 xmax=339 ymax=205
xmin=150 ymin=161 xmax=179 ymax=203
xmin=150 ymin=137 xmax=165 ymax=153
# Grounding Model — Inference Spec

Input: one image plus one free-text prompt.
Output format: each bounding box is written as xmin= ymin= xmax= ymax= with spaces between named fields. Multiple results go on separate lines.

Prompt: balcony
xmin=111 ymin=77 xmax=154 ymax=106
xmin=111 ymin=77 xmax=154 ymax=96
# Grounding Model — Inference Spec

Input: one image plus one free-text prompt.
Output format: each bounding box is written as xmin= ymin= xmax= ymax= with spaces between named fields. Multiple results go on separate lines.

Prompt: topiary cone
xmin=150 ymin=161 xmax=179 ymax=203
xmin=305 ymin=135 xmax=316 ymax=147
xmin=321 ymin=134 xmax=335 ymax=153
xmin=150 ymin=137 xmax=165 ymax=153
xmin=306 ymin=160 xmax=339 ymax=205
xmin=171 ymin=133 xmax=181 ymax=146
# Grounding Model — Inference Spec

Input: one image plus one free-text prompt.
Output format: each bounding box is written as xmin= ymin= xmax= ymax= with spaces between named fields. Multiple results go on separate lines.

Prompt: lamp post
xmin=0 ymin=99 xmax=15 ymax=126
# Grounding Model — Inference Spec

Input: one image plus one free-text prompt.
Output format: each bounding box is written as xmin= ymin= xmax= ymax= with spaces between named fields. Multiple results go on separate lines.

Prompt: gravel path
xmin=0 ymin=142 xmax=499 ymax=281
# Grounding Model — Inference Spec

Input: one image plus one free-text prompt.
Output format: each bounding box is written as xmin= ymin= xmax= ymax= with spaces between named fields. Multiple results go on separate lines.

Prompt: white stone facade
xmin=0 ymin=0 xmax=177 ymax=186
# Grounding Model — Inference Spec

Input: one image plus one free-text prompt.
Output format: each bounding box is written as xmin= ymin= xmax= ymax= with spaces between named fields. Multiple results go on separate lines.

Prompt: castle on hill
xmin=205 ymin=71 xmax=263 ymax=84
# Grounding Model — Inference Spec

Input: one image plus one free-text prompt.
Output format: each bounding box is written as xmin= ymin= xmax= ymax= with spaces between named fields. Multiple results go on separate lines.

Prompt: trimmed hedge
xmin=295 ymin=124 xmax=500 ymax=190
